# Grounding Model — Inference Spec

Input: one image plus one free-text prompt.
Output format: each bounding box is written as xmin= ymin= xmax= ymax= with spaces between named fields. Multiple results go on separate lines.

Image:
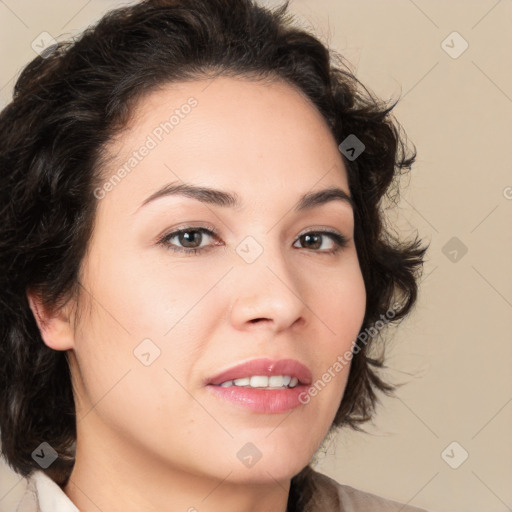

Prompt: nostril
xmin=249 ymin=318 xmax=267 ymax=324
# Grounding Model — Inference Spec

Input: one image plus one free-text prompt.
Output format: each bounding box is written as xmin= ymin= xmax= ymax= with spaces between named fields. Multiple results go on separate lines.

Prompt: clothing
xmin=15 ymin=468 xmax=429 ymax=512
xmin=15 ymin=471 xmax=78 ymax=512
xmin=306 ymin=469 xmax=429 ymax=511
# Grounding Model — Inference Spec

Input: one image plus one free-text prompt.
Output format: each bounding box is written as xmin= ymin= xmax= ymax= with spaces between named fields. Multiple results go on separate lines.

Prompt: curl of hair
xmin=0 ymin=0 xmax=427 ymax=509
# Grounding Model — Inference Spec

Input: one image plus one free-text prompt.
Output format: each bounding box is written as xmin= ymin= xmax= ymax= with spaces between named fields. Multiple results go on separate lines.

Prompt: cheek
xmin=307 ymin=255 xmax=366 ymax=396
xmin=70 ymin=292 xmax=196 ymax=429
xmin=319 ymin=258 xmax=366 ymax=340
xmin=84 ymin=241 xmax=202 ymax=338
xmin=75 ymin=247 xmax=218 ymax=389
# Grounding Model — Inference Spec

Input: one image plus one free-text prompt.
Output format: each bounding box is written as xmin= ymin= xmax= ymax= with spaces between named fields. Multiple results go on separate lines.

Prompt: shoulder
xmin=15 ymin=470 xmax=79 ymax=512
xmin=306 ymin=468 xmax=430 ymax=512
xmin=13 ymin=475 xmax=38 ymax=512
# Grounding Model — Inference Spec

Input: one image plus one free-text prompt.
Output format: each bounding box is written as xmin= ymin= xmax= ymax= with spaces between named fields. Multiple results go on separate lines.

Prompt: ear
xmin=26 ymin=289 xmax=76 ymax=351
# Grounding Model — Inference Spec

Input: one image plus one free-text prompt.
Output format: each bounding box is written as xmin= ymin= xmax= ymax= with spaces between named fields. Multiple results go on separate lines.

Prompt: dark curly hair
xmin=0 ymin=0 xmax=427 ymax=510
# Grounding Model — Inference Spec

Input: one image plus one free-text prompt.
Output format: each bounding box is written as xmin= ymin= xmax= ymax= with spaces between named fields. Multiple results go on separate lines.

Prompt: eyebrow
xmin=135 ymin=181 xmax=353 ymax=213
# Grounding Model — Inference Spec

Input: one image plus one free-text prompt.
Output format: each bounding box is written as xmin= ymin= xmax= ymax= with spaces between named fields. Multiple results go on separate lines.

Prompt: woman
xmin=0 ymin=0 xmax=429 ymax=511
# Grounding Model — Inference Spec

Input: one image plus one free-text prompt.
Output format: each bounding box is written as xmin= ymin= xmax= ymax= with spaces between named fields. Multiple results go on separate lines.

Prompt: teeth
xmin=250 ymin=375 xmax=269 ymax=387
xmin=218 ymin=375 xmax=299 ymax=389
xmin=268 ymin=375 xmax=283 ymax=387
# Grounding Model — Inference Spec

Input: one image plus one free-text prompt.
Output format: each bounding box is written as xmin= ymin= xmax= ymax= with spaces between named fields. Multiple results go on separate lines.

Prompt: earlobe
xmin=26 ymin=289 xmax=75 ymax=351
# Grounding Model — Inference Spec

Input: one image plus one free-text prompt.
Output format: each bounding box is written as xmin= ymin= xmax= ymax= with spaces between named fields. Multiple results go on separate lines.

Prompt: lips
xmin=206 ymin=358 xmax=312 ymax=386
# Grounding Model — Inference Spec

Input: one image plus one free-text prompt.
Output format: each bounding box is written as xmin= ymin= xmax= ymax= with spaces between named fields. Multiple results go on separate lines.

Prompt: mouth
xmin=205 ymin=358 xmax=312 ymax=413
xmin=213 ymin=375 xmax=302 ymax=389
xmin=205 ymin=357 xmax=312 ymax=388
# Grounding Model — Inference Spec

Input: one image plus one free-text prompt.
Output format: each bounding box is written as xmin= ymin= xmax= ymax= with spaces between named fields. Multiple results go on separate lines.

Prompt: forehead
xmin=97 ymin=75 xmax=349 ymax=215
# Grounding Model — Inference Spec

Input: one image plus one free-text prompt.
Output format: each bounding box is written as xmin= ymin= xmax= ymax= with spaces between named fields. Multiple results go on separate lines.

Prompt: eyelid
xmin=156 ymin=222 xmax=219 ymax=242
xmin=296 ymin=225 xmax=346 ymax=238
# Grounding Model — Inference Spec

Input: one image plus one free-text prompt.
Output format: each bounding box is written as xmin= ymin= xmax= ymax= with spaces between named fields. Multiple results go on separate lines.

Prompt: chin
xmin=226 ymin=453 xmax=310 ymax=485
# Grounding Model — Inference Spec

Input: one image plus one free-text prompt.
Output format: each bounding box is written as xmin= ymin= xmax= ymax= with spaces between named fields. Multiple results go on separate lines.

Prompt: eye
xmin=158 ymin=226 xmax=219 ymax=255
xmin=157 ymin=226 xmax=349 ymax=256
xmin=293 ymin=230 xmax=349 ymax=255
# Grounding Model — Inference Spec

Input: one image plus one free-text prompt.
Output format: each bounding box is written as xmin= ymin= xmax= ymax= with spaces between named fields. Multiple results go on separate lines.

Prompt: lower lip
xmin=206 ymin=384 xmax=309 ymax=413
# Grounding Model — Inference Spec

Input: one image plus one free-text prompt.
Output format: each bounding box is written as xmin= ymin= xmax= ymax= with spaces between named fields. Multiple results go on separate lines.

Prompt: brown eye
xmin=159 ymin=227 xmax=219 ymax=254
xmin=299 ymin=233 xmax=323 ymax=250
xmin=176 ymin=230 xmax=204 ymax=248
xmin=294 ymin=231 xmax=348 ymax=254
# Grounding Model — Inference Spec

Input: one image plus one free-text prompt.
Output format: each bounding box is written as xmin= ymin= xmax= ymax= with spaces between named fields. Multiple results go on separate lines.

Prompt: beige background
xmin=1 ymin=1 xmax=511 ymax=511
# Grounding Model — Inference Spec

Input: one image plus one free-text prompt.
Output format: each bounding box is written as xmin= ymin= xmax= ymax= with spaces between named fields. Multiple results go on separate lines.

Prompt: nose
xmin=228 ymin=243 xmax=307 ymax=333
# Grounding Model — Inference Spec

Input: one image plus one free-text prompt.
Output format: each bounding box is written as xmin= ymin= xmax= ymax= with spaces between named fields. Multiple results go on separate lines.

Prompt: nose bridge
xmin=228 ymin=231 xmax=306 ymax=329
xmin=237 ymin=229 xmax=294 ymax=285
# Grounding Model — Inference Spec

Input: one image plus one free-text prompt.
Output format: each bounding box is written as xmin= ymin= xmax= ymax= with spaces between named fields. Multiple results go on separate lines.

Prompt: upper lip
xmin=206 ymin=358 xmax=312 ymax=386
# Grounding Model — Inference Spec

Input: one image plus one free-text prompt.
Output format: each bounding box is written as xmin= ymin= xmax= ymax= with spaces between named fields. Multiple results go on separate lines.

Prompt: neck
xmin=62 ymin=425 xmax=291 ymax=512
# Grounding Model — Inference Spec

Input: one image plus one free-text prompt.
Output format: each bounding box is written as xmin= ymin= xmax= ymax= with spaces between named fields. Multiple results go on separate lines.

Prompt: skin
xmin=28 ymin=76 xmax=366 ymax=512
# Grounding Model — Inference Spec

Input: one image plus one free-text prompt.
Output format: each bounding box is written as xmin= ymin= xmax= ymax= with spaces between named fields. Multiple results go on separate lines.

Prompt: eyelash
xmin=157 ymin=226 xmax=349 ymax=256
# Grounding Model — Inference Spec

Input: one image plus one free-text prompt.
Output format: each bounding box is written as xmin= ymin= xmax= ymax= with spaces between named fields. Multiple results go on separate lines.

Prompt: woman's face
xmin=67 ymin=76 xmax=366 ymax=484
